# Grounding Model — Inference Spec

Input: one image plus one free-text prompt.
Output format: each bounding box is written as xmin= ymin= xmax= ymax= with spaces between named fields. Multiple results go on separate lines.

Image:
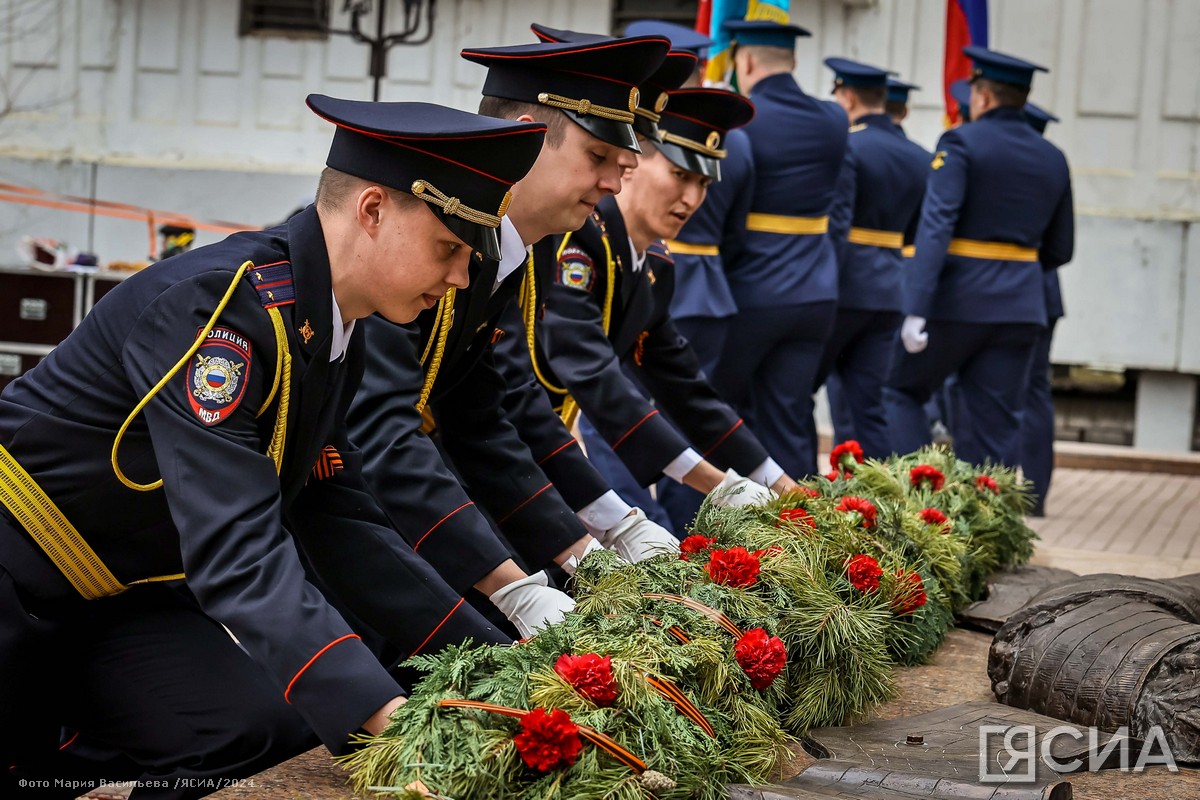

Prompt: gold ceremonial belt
xmin=0 ymin=443 xmax=182 ymax=599
xmin=847 ymin=227 xmax=904 ymax=249
xmin=947 ymin=238 xmax=1039 ymax=262
xmin=665 ymin=240 xmax=719 ymax=256
xmin=745 ymin=213 xmax=829 ymax=235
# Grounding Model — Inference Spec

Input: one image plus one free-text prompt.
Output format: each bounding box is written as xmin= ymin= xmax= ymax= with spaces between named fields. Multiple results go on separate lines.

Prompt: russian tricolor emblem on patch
xmin=186 ymin=326 xmax=251 ymax=426
xmin=558 ymin=246 xmax=594 ymax=292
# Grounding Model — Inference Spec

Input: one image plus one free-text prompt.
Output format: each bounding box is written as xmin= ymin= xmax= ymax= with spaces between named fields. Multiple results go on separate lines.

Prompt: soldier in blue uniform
xmin=814 ymin=58 xmax=930 ymax=461
xmin=710 ymin=19 xmax=849 ymax=478
xmin=885 ymin=46 xmax=1074 ymax=468
xmin=348 ymin=34 xmax=687 ymax=638
xmin=495 ymin=87 xmax=795 ymax=509
xmin=885 ymin=77 xmax=920 ymax=132
xmin=0 ymin=97 xmax=539 ymax=796
xmin=1021 ymin=101 xmax=1064 ymax=516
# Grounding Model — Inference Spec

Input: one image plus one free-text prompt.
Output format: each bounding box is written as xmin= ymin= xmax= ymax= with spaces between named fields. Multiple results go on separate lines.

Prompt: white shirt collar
xmin=329 ymin=291 xmax=355 ymax=362
xmin=628 ymin=236 xmax=647 ymax=273
xmin=494 ymin=215 xmax=529 ymax=293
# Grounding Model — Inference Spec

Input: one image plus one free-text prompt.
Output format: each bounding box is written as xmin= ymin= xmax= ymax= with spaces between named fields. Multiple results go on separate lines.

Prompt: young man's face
xmin=369 ymin=194 xmax=473 ymax=323
xmin=619 ymin=146 xmax=710 ymax=242
xmin=510 ymin=118 xmax=638 ymax=241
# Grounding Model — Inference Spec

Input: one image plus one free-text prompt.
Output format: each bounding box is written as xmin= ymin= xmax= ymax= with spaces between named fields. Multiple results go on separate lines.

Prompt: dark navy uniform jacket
xmin=725 ymin=73 xmax=848 ymax=309
xmin=349 ymin=249 xmax=602 ymax=589
xmin=0 ymin=208 xmax=493 ymax=753
xmin=903 ymin=105 xmax=1074 ymax=325
xmin=667 ymin=127 xmax=753 ymax=321
xmin=828 ymin=113 xmax=929 ymax=311
xmin=496 ymin=195 xmax=772 ymax=487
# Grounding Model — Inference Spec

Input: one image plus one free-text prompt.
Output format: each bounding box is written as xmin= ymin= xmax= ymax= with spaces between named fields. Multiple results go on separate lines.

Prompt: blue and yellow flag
xmin=701 ymin=0 xmax=791 ymax=86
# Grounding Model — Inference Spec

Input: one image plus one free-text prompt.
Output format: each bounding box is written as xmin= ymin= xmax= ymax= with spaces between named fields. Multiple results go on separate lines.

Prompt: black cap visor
xmin=431 ymin=211 xmax=501 ymax=261
xmin=656 ymin=140 xmax=721 ymax=181
xmin=562 ymin=109 xmax=641 ymax=153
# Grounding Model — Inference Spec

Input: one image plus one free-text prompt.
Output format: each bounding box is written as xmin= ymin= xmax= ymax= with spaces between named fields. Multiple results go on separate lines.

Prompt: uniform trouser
xmin=577 ymin=415 xmax=675 ymax=532
xmin=1 ymin=566 xmax=317 ymax=800
xmin=1021 ymin=318 xmax=1059 ymax=515
xmin=811 ymin=308 xmax=903 ymax=460
xmin=884 ymin=321 xmax=1042 ymax=467
xmin=822 ymin=373 xmax=857 ymax=448
xmin=654 ymin=315 xmax=734 ymax=533
xmin=711 ymin=300 xmax=838 ymax=478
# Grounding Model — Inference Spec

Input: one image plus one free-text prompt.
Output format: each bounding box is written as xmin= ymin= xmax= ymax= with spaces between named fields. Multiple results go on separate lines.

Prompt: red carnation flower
xmin=892 ymin=570 xmax=928 ymax=616
xmin=554 ymin=653 xmax=619 ymax=707
xmin=836 ymin=496 xmax=878 ymax=528
xmin=734 ymin=628 xmax=788 ymax=689
xmin=777 ymin=507 xmax=815 ymax=531
xmin=976 ymin=475 xmax=1000 ymax=495
xmin=826 ymin=470 xmax=844 ymax=481
xmin=679 ymin=534 xmax=716 ymax=561
xmin=909 ymin=465 xmax=945 ymax=491
xmin=918 ymin=507 xmax=951 ymax=532
xmin=829 ymin=440 xmax=865 ymax=474
xmin=513 ymin=708 xmax=583 ymax=772
xmin=846 ymin=554 xmax=883 ymax=593
xmin=705 ymin=546 xmax=761 ymax=588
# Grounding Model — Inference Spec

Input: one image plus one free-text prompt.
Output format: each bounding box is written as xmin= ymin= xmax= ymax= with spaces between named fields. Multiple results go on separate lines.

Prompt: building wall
xmin=1 ymin=0 xmax=1198 ymax=377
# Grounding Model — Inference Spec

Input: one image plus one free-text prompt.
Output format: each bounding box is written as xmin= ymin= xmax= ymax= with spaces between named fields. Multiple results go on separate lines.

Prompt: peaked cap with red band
xmin=306 ymin=95 xmax=546 ymax=260
xmin=529 ymin=24 xmax=697 ymax=139
xmin=655 ymin=88 xmax=755 ymax=181
xmin=461 ymin=36 xmax=670 ymax=153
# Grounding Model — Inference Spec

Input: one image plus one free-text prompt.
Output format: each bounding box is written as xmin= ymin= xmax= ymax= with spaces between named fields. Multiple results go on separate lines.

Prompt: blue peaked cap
xmin=824 ymin=57 xmax=893 ymax=90
xmin=964 ymin=45 xmax=1048 ymax=88
xmin=721 ymin=19 xmax=811 ymax=48
xmin=624 ymin=20 xmax=714 ymax=55
xmin=886 ymin=77 xmax=920 ymax=104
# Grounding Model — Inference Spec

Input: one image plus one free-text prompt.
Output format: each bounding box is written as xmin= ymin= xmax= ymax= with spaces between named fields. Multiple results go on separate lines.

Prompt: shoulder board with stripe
xmin=246 ymin=261 xmax=295 ymax=309
xmin=849 ymin=123 xmax=868 ymax=133
xmin=646 ymin=241 xmax=674 ymax=265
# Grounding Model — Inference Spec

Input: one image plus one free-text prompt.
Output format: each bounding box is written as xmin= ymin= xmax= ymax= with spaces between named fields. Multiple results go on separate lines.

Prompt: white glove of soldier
xmin=488 ymin=571 xmax=574 ymax=638
xmin=559 ymin=536 xmax=608 ymax=577
xmin=901 ymin=315 xmax=928 ymax=354
xmin=710 ymin=469 xmax=774 ymax=508
xmin=602 ymin=508 xmax=679 ymax=562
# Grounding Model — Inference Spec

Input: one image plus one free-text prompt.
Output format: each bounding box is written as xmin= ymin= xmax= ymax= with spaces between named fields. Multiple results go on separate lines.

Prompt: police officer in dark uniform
xmin=815 ymin=58 xmax=930 ymax=460
xmin=1021 ymin=101 xmax=1064 ymax=516
xmin=710 ymin=19 xmax=849 ymax=478
xmin=885 ymin=46 xmax=1074 ymax=468
xmin=0 ymin=96 xmax=538 ymax=797
xmin=348 ymin=33 xmax=683 ymax=637
xmin=497 ymin=86 xmax=794 ymax=507
xmin=885 ymin=77 xmax=920 ymax=132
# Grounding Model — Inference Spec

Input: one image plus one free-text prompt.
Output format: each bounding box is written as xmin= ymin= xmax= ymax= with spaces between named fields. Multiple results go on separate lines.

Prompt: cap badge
xmin=706 ymin=131 xmax=721 ymax=149
xmin=628 ymin=87 xmax=640 ymax=113
xmin=654 ymin=92 xmax=669 ymax=113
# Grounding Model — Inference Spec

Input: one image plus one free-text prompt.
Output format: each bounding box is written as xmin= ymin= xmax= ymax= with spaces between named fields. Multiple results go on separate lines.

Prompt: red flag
xmin=944 ymin=0 xmax=988 ymax=126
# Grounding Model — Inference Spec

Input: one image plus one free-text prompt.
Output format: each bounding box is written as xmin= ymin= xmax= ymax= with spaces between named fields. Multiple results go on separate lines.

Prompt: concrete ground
xmin=79 ymin=454 xmax=1200 ymax=800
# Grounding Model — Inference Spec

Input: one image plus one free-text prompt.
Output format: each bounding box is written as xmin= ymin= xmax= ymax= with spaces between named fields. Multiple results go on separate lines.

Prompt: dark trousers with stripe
xmin=654 ymin=316 xmax=733 ymax=533
xmin=1 ymin=566 xmax=317 ymax=800
xmin=712 ymin=301 xmax=838 ymax=478
xmin=884 ymin=321 xmax=1042 ymax=468
xmin=1021 ymin=319 xmax=1058 ymax=515
xmin=812 ymin=308 xmax=902 ymax=460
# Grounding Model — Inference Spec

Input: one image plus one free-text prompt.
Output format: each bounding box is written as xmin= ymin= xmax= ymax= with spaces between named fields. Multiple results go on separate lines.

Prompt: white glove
xmin=710 ymin=469 xmax=774 ymax=508
xmin=559 ymin=536 xmax=608 ymax=576
xmin=602 ymin=508 xmax=679 ymax=562
xmin=488 ymin=571 xmax=574 ymax=638
xmin=901 ymin=315 xmax=928 ymax=354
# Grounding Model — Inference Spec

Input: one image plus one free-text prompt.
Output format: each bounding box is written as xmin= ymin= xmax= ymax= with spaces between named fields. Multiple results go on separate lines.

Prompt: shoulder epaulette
xmin=647 ymin=241 xmax=674 ymax=265
xmin=246 ymin=261 xmax=295 ymax=309
xmin=849 ymin=123 xmax=868 ymax=133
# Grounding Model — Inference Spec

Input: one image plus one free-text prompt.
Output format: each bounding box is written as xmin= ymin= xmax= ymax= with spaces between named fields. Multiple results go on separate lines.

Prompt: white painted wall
xmin=1 ymin=0 xmax=1198 ymax=378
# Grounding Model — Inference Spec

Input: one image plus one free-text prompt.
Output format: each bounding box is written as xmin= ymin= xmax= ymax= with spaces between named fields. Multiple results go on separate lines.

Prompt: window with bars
xmin=238 ymin=0 xmax=331 ymax=39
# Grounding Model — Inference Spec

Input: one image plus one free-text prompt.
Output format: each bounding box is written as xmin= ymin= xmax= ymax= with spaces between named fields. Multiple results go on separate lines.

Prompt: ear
xmin=515 ymin=113 xmax=536 ymax=123
xmin=355 ymin=185 xmax=386 ymax=238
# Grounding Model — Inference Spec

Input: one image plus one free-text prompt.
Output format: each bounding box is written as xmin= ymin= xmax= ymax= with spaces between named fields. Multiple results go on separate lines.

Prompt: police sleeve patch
xmin=557 ymin=246 xmax=595 ymax=292
xmin=185 ymin=326 xmax=251 ymax=426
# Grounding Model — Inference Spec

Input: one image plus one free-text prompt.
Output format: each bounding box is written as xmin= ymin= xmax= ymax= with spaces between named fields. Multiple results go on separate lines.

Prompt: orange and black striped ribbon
xmin=311 ymin=445 xmax=344 ymax=481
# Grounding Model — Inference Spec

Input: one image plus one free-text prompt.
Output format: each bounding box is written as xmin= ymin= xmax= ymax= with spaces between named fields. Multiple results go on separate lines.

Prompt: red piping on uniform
xmin=703 ymin=419 xmax=744 ymax=458
xmin=253 ymin=259 xmax=289 ymax=269
xmin=414 ymin=501 xmax=475 ymax=551
xmin=537 ymin=439 xmax=576 ymax=464
xmin=497 ymin=482 xmax=552 ymax=524
xmin=284 ymin=634 xmax=362 ymax=704
xmin=254 ymin=279 xmax=292 ymax=291
xmin=58 ymin=731 xmax=79 ymax=751
xmin=612 ymin=410 xmax=658 ymax=450
xmin=411 ymin=597 xmax=465 ymax=656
